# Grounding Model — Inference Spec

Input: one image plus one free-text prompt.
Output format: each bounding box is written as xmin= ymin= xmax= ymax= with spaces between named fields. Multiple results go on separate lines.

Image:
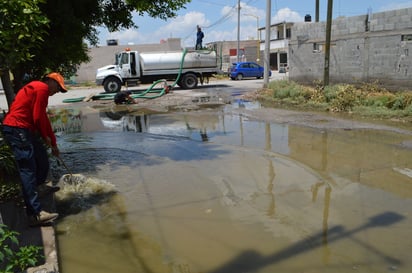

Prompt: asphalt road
xmin=0 ymin=72 xmax=288 ymax=110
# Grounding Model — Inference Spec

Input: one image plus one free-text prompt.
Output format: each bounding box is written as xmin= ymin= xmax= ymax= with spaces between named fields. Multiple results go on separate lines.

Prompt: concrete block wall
xmin=289 ymin=8 xmax=412 ymax=90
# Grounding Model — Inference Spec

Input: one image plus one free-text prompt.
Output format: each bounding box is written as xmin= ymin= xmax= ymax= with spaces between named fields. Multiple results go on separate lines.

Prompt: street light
xmin=243 ymin=13 xmax=260 ymax=62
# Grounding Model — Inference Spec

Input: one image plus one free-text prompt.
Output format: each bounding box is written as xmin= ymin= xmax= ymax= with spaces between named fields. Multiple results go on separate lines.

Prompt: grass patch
xmin=255 ymin=79 xmax=412 ymax=121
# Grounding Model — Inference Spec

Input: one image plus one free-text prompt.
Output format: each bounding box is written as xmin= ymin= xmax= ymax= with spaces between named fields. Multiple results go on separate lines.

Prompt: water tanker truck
xmin=96 ymin=48 xmax=222 ymax=93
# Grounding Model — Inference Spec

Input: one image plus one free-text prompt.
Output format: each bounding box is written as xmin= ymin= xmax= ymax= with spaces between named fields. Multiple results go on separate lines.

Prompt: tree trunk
xmin=0 ymin=70 xmax=15 ymax=110
xmin=11 ymin=67 xmax=25 ymax=92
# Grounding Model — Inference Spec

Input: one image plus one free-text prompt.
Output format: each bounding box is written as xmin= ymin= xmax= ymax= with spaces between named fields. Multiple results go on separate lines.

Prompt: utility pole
xmin=263 ymin=0 xmax=271 ymax=87
xmin=243 ymin=14 xmax=260 ymax=62
xmin=256 ymin=16 xmax=260 ymax=62
xmin=316 ymin=0 xmax=320 ymax=22
xmin=323 ymin=0 xmax=333 ymax=86
xmin=237 ymin=0 xmax=241 ymax=63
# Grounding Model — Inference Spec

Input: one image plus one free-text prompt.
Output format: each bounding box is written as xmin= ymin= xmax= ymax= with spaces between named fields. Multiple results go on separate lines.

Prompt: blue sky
xmin=98 ymin=0 xmax=412 ymax=47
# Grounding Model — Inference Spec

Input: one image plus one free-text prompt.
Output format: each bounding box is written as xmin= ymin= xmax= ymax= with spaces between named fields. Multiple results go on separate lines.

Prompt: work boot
xmin=29 ymin=210 xmax=59 ymax=227
xmin=38 ymin=184 xmax=60 ymax=198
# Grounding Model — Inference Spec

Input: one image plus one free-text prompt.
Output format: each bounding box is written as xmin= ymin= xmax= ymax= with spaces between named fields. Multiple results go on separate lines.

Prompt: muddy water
xmin=51 ymin=103 xmax=412 ymax=273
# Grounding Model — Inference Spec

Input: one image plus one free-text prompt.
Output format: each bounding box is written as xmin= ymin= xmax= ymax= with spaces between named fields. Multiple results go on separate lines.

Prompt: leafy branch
xmin=0 ymin=224 xmax=43 ymax=273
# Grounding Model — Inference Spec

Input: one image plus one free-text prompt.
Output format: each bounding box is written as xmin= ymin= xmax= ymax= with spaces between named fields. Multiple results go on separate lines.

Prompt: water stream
xmin=49 ymin=102 xmax=412 ymax=273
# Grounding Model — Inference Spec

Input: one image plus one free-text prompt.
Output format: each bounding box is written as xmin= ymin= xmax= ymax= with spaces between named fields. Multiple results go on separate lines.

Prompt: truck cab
xmin=95 ymin=49 xmax=140 ymax=93
xmin=116 ymin=50 xmax=139 ymax=79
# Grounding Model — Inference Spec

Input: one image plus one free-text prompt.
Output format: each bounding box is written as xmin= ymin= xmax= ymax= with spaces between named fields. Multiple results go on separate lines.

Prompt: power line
xmin=206 ymin=7 xmax=236 ymax=28
xmin=183 ymin=0 xmax=257 ymax=42
xmin=205 ymin=0 xmax=256 ymax=30
xmin=182 ymin=3 xmax=237 ymax=41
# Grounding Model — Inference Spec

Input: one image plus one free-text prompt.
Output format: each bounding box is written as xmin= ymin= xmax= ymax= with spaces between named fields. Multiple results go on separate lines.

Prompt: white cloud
xmin=241 ymin=3 xmax=265 ymax=20
xmin=221 ymin=4 xmax=237 ymax=21
xmin=108 ymin=28 xmax=140 ymax=45
xmin=156 ymin=11 xmax=210 ymax=45
xmin=272 ymin=8 xmax=304 ymax=24
xmin=196 ymin=2 xmax=265 ymax=43
xmin=221 ymin=1 xmax=265 ymax=23
xmin=206 ymin=29 xmax=237 ymax=43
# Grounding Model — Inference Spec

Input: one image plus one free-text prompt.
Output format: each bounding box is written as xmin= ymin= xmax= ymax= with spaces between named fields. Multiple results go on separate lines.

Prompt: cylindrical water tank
xmin=139 ymin=51 xmax=217 ymax=71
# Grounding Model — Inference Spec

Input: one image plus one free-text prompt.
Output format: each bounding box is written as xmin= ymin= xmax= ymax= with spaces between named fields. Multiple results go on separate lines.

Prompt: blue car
xmin=229 ymin=62 xmax=271 ymax=80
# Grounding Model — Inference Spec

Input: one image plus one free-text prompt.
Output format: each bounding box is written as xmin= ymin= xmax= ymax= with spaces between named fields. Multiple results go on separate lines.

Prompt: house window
xmin=286 ymin=28 xmax=291 ymax=39
xmin=313 ymin=43 xmax=323 ymax=53
xmin=401 ymin=34 xmax=412 ymax=41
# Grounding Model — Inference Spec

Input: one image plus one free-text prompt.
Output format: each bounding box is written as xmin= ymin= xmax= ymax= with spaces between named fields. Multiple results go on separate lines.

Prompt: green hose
xmin=62 ymin=97 xmax=86 ymax=103
xmin=129 ymin=47 xmax=188 ymax=100
xmin=171 ymin=48 xmax=188 ymax=88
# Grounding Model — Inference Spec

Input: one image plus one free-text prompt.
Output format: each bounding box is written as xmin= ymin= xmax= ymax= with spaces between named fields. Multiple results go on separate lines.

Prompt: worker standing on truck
xmin=1 ymin=72 xmax=65 ymax=227
xmin=196 ymin=25 xmax=204 ymax=50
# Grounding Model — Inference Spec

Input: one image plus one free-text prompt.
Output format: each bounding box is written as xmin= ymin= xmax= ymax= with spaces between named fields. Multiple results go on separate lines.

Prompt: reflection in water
xmin=265 ymin=122 xmax=276 ymax=218
xmin=122 ymin=114 xmax=148 ymax=132
xmin=265 ymin=122 xmax=271 ymax=151
xmin=99 ymin=111 xmax=149 ymax=132
xmin=266 ymin=158 xmax=276 ymax=218
xmin=322 ymin=186 xmax=332 ymax=263
xmin=101 ymin=110 xmax=214 ymax=142
xmin=199 ymin=128 xmax=208 ymax=142
xmin=49 ymin=108 xmax=82 ymax=133
xmin=208 ymin=212 xmax=404 ymax=273
xmin=52 ymin=105 xmax=412 ymax=273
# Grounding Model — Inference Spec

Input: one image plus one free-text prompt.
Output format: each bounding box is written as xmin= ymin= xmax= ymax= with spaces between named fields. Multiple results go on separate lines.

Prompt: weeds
xmin=328 ymin=84 xmax=359 ymax=112
xmin=0 ymin=224 xmax=43 ymax=272
xmin=269 ymin=80 xmax=303 ymax=99
xmin=258 ymin=80 xmax=412 ymax=118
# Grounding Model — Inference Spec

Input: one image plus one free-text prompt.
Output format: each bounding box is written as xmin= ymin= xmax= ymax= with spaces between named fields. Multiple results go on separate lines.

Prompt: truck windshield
xmin=121 ymin=53 xmax=129 ymax=65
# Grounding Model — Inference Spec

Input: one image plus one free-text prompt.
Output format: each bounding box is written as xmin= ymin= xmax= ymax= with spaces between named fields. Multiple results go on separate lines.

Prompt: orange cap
xmin=46 ymin=72 xmax=67 ymax=93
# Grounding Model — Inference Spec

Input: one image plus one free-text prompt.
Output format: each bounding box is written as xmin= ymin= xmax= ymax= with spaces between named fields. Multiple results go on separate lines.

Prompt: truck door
xmin=130 ymin=52 xmax=137 ymax=76
xmin=119 ymin=52 xmax=132 ymax=79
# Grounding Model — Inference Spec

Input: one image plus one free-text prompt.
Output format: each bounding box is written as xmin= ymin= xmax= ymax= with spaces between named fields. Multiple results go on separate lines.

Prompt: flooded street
xmin=50 ymin=100 xmax=412 ymax=273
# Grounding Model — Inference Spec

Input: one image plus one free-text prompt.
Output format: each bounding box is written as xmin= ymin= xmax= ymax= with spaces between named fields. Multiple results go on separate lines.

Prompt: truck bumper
xmin=95 ymin=78 xmax=104 ymax=85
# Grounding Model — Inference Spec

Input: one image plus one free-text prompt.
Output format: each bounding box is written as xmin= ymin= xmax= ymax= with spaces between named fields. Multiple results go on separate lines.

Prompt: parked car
xmin=228 ymin=62 xmax=271 ymax=80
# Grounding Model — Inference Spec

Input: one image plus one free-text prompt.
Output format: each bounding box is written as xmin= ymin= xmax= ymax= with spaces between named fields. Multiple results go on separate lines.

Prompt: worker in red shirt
xmin=2 ymin=72 xmax=66 ymax=226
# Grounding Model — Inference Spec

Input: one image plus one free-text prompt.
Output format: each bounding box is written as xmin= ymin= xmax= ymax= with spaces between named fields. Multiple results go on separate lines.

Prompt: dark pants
xmin=2 ymin=125 xmax=49 ymax=215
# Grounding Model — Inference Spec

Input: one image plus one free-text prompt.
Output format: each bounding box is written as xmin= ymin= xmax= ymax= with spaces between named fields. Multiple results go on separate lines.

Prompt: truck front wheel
xmin=180 ymin=73 xmax=198 ymax=89
xmin=104 ymin=77 xmax=122 ymax=93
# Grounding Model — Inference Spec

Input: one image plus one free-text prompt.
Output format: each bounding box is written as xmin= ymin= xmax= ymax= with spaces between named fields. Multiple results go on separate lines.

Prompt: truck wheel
xmin=104 ymin=77 xmax=122 ymax=93
xmin=180 ymin=73 xmax=198 ymax=89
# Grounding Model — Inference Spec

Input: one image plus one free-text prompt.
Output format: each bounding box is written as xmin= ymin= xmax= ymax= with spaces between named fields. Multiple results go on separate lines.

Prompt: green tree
xmin=5 ymin=0 xmax=191 ymax=106
xmin=0 ymin=0 xmax=49 ymax=108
